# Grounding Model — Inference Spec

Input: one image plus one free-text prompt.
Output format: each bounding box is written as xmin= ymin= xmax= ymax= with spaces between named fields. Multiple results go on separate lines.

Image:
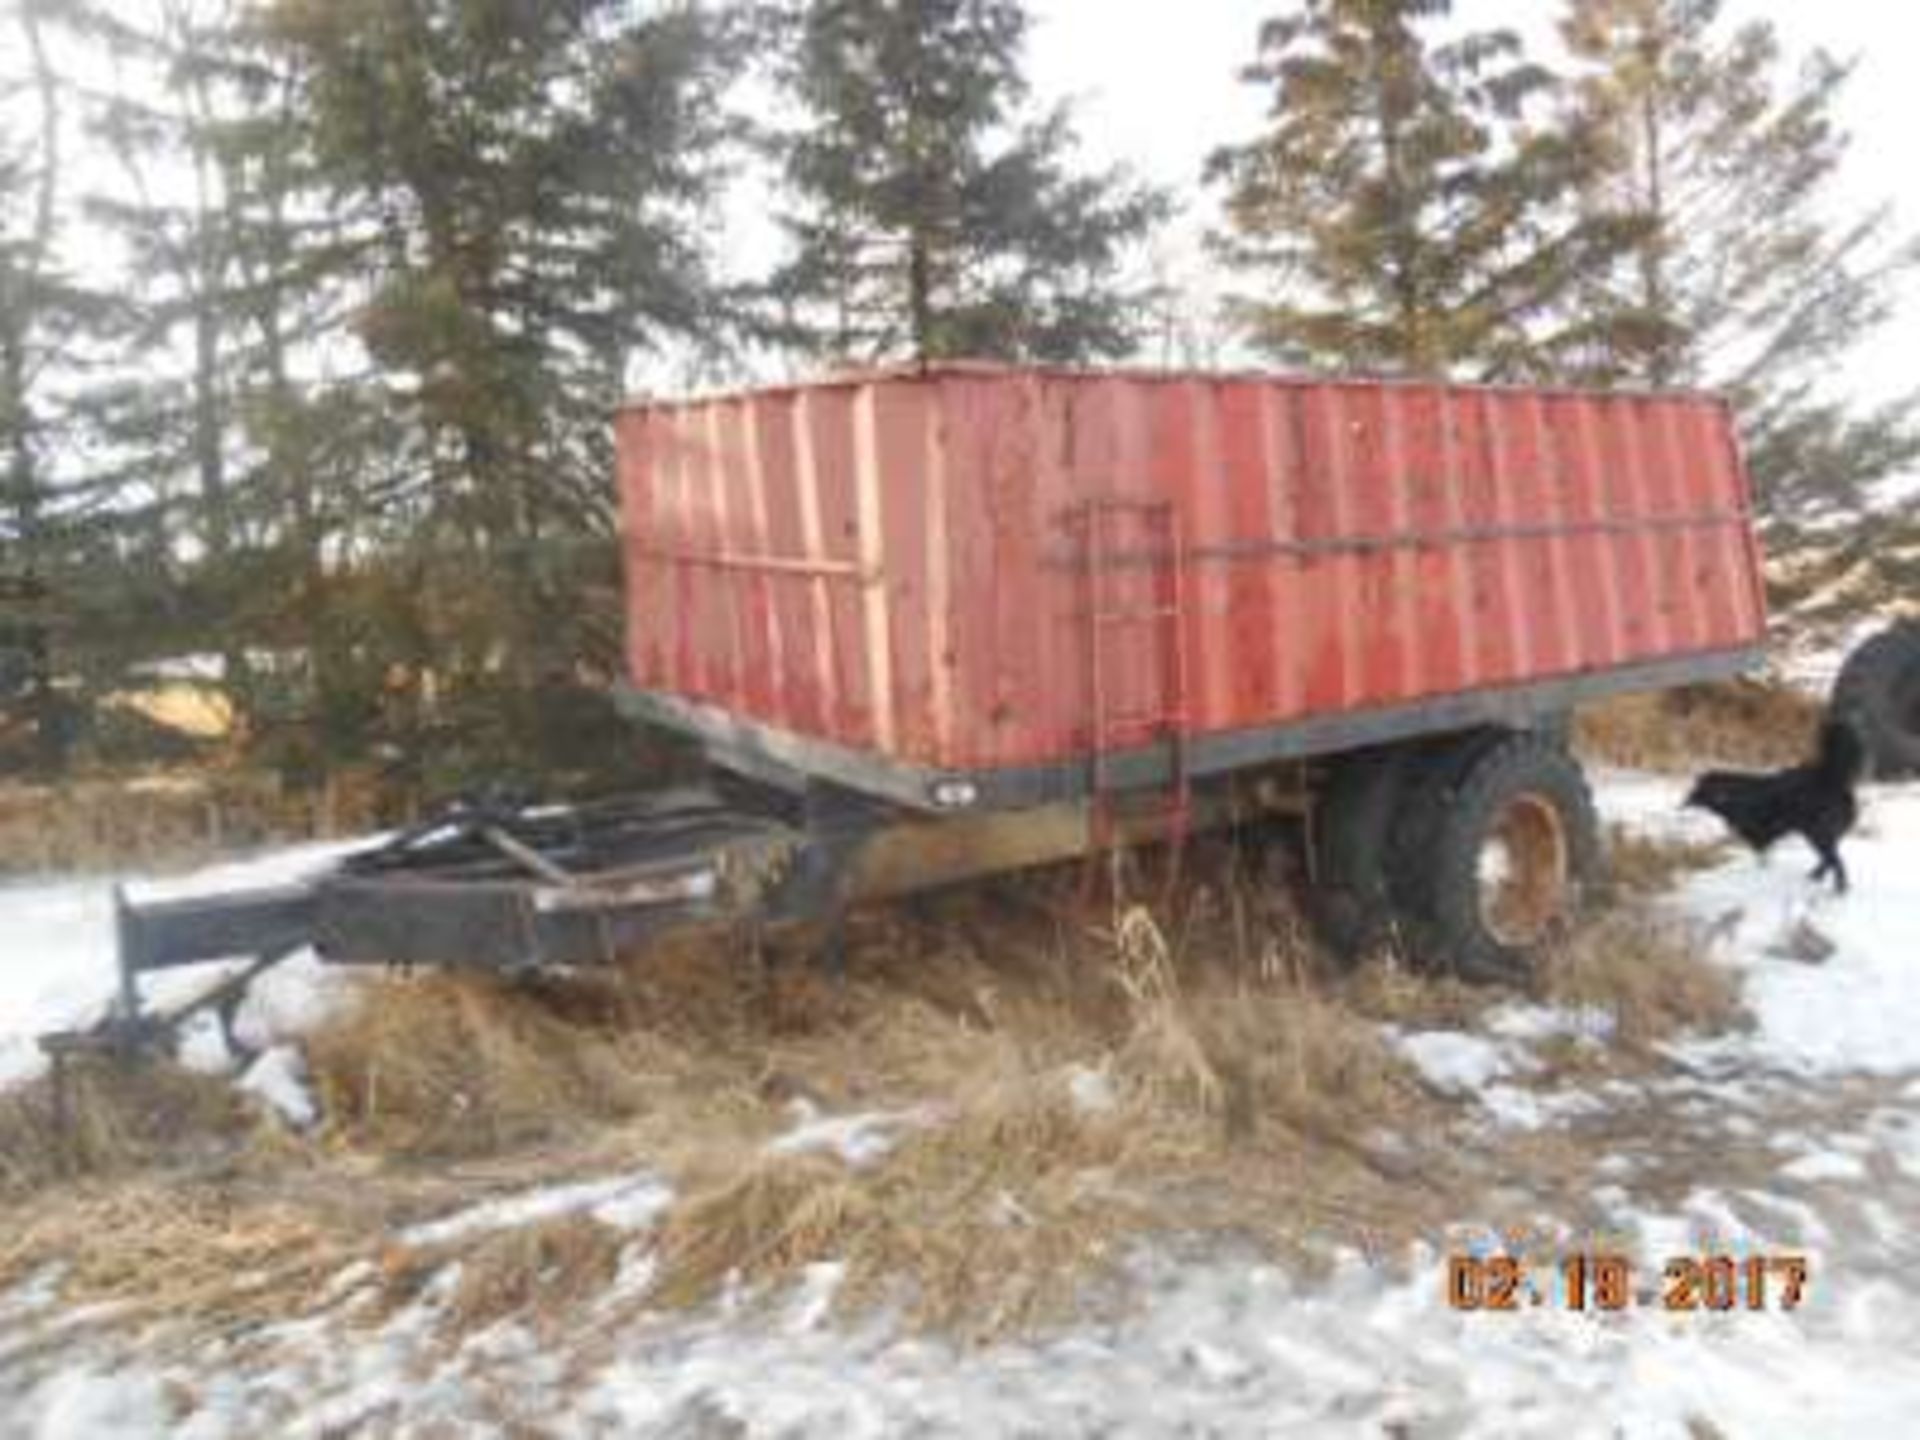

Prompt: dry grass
xmin=1602 ymin=824 xmax=1727 ymax=898
xmin=0 ymin=833 xmax=1743 ymax=1346
xmin=0 ymin=1178 xmax=351 ymax=1331
xmin=1576 ymin=679 xmax=1823 ymax=773
xmin=648 ymin=1090 xmax=1169 ymax=1339
xmin=0 ymin=1057 xmax=256 ymax=1197
xmin=1342 ymin=956 xmax=1493 ymax=1033
xmin=287 ymin=847 xmax=1444 ymax=1342
xmin=1540 ymin=907 xmax=1748 ymax=1052
xmin=0 ymin=769 xmax=379 ymax=875
xmin=636 ymin=881 xmax=1436 ymax=1340
xmin=436 ymin=1215 xmax=630 ymax=1338
xmin=304 ymin=974 xmax=655 ymax=1159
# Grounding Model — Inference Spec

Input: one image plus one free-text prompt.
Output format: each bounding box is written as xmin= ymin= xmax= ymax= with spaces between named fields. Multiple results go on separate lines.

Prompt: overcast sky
xmin=1024 ymin=0 xmax=1920 ymax=396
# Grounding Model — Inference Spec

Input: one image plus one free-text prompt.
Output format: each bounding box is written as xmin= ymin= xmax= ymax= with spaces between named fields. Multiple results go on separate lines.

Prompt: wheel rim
xmin=1476 ymin=792 xmax=1571 ymax=948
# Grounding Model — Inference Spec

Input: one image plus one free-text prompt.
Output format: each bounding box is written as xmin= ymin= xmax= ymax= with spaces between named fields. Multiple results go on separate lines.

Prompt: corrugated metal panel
xmin=618 ymin=368 xmax=1766 ymax=776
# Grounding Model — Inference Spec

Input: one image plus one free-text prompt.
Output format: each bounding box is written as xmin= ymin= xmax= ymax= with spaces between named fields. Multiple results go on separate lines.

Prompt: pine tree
xmin=1 ymin=0 xmax=66 ymax=587
xmin=27 ymin=0 xmax=369 ymax=780
xmin=70 ymin=0 xmax=266 ymax=731
xmin=1211 ymin=0 xmax=1642 ymax=380
xmin=1562 ymin=0 xmax=1920 ymax=524
xmin=255 ymin=0 xmax=741 ymax=785
xmin=0 ymin=0 xmax=117 ymax=767
xmin=772 ymin=0 xmax=1166 ymax=365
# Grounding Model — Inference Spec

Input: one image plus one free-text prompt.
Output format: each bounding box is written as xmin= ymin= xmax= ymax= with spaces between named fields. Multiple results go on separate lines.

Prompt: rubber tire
xmin=1831 ymin=622 xmax=1920 ymax=778
xmin=1383 ymin=727 xmax=1513 ymax=970
xmin=1304 ymin=747 xmax=1415 ymax=960
xmin=1389 ymin=732 xmax=1601 ymax=986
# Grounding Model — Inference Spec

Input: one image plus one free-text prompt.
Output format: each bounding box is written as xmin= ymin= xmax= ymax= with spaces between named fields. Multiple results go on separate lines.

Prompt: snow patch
xmin=768 ymin=1101 xmax=927 ymax=1167
xmin=1390 ymin=1029 xmax=1523 ymax=1095
xmin=19 ymin=1366 xmax=174 ymax=1439
xmin=400 ymin=1172 xmax=672 ymax=1249
xmin=1062 ymin=1063 xmax=1117 ymax=1115
xmin=238 ymin=1045 xmax=317 ymax=1130
xmin=1486 ymin=1002 xmax=1615 ymax=1047
xmin=1780 ymin=1149 xmax=1868 ymax=1184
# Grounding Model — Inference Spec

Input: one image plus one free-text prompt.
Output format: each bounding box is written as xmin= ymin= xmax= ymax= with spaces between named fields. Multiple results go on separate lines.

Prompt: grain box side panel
xmin=1441 ymin=390 xmax=1515 ymax=690
xmin=1505 ymin=391 xmax=1582 ymax=676
xmin=729 ymin=395 xmax=781 ymax=721
xmin=1654 ymin=396 xmax=1735 ymax=650
xmin=1140 ymin=380 xmax=1207 ymax=732
xmin=701 ymin=401 xmax=750 ymax=714
xmin=796 ymin=388 xmax=876 ymax=750
xmin=1691 ymin=398 xmax=1766 ymax=645
xmin=615 ymin=410 xmax=657 ymax=693
xmin=1285 ymin=385 xmax=1356 ymax=713
xmin=1673 ymin=400 xmax=1739 ymax=649
xmin=659 ymin=408 xmax=706 ymax=703
xmin=1046 ymin=375 xmax=1157 ymax=756
xmin=1399 ymin=385 xmax=1470 ymax=699
xmin=668 ymin=404 xmax=717 ymax=705
xmin=973 ymin=374 xmax=1053 ymax=768
xmin=1339 ymin=383 xmax=1416 ymax=709
xmin=1608 ymin=396 xmax=1674 ymax=655
xmin=927 ymin=379 xmax=1001 ymax=767
xmin=865 ymin=380 xmax=936 ymax=765
xmin=1542 ymin=392 xmax=1627 ymax=672
xmin=1215 ymin=380 xmax=1285 ymax=726
xmin=1116 ymin=379 xmax=1172 ymax=742
xmin=715 ymin=397 xmax=775 ymax=718
xmin=1025 ymin=377 xmax=1088 ymax=764
xmin=1256 ymin=384 xmax=1308 ymax=723
xmin=1177 ymin=380 xmax=1240 ymax=734
xmin=748 ymin=392 xmax=825 ymax=736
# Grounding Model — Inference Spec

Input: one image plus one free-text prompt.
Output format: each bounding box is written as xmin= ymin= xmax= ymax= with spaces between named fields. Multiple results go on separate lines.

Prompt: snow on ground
xmin=1389 ymin=1028 xmax=1525 ymax=1095
xmin=0 ymin=837 xmax=371 ymax=1087
xmin=6 ymin=775 xmax=1920 ymax=1436
xmin=1598 ymin=770 xmax=1920 ymax=1077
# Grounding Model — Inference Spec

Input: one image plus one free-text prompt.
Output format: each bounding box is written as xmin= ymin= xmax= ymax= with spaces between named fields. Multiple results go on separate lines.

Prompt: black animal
xmin=1684 ymin=718 xmax=1866 ymax=893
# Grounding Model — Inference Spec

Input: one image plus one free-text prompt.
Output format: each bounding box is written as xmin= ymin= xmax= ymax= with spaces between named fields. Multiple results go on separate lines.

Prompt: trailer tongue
xmin=56 ymin=788 xmax=808 ymax=1066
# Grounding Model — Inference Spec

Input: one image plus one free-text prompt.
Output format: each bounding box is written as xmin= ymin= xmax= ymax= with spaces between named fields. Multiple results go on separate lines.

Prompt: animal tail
xmin=1817 ymin=715 xmax=1866 ymax=784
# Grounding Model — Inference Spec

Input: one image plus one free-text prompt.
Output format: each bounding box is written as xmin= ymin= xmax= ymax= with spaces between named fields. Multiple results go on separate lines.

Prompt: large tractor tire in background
xmin=1389 ymin=730 xmax=1602 ymax=986
xmin=1831 ymin=621 xmax=1920 ymax=777
xmin=1304 ymin=746 xmax=1416 ymax=960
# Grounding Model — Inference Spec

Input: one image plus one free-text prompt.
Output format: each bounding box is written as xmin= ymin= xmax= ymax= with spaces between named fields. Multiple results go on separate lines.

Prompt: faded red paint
xmin=615 ymin=365 xmax=1767 ymax=774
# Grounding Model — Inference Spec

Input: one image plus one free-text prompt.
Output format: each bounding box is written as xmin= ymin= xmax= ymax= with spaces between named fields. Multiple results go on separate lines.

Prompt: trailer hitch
xmin=34 ymin=784 xmax=824 ymax=1168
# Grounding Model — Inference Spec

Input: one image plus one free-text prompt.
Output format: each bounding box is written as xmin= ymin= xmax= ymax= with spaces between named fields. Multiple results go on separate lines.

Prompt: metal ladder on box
xmin=1076 ymin=496 xmax=1194 ymax=889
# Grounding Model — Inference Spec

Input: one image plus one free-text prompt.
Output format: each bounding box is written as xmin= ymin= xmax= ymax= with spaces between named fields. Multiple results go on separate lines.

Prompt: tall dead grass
xmin=637 ymin=883 xmax=1433 ymax=1339
xmin=0 ymin=833 xmax=1744 ymax=1344
xmin=0 ymin=1178 xmax=351 ymax=1330
xmin=302 ymin=938 xmax=795 ymax=1160
xmin=1576 ymin=679 xmax=1822 ymax=773
xmin=0 ymin=1057 xmax=254 ymax=1198
xmin=0 ymin=769 xmax=381 ymax=875
xmin=1602 ymin=824 xmax=1727 ymax=898
xmin=1539 ymin=907 xmax=1747 ymax=1052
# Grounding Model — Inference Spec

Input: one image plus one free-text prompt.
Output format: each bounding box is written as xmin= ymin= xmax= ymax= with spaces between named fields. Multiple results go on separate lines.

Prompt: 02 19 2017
xmin=1446 ymin=1253 xmax=1810 ymax=1312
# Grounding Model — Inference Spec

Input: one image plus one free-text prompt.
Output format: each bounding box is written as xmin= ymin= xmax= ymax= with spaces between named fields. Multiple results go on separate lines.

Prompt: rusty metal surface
xmin=617 ymin=368 xmax=1767 ymax=780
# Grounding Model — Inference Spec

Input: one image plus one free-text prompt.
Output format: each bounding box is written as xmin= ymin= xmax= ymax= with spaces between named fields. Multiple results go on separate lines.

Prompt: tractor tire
xmin=1304 ymin=747 xmax=1414 ymax=960
xmin=1383 ymin=727 xmax=1511 ymax=969
xmin=1831 ymin=622 xmax=1920 ymax=777
xmin=1389 ymin=731 xmax=1601 ymax=986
